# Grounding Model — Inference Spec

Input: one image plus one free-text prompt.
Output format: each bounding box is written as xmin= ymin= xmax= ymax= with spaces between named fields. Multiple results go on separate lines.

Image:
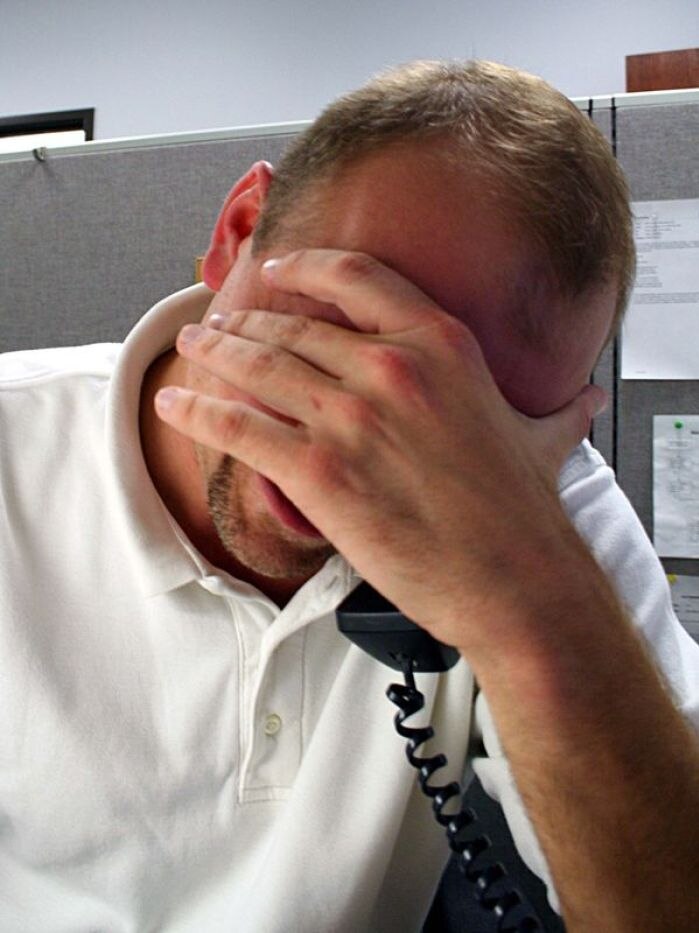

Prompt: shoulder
xmin=0 ymin=343 xmax=120 ymax=389
xmin=557 ymin=440 xmax=669 ymax=639
xmin=559 ymin=442 xmax=699 ymax=722
xmin=557 ymin=440 xmax=660 ymax=591
xmin=0 ymin=343 xmax=121 ymax=483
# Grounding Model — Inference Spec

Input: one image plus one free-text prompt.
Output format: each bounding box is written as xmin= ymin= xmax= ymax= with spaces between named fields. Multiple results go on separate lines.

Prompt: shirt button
xmin=263 ymin=713 xmax=282 ymax=736
xmin=200 ymin=575 xmax=226 ymax=595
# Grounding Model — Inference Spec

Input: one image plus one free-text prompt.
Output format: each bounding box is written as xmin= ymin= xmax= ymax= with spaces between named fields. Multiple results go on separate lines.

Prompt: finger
xmin=532 ymin=384 xmax=608 ymax=472
xmin=206 ymin=310 xmax=368 ymax=379
xmin=153 ymin=385 xmax=305 ymax=479
xmin=261 ymin=249 xmax=445 ymax=335
xmin=176 ymin=324 xmax=342 ymax=422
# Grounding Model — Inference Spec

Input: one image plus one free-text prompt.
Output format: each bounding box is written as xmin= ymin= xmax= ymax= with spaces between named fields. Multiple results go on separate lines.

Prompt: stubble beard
xmin=202 ymin=449 xmax=335 ymax=580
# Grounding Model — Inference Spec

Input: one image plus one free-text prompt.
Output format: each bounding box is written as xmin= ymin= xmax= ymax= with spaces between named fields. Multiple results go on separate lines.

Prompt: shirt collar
xmin=106 ymin=284 xmax=217 ymax=597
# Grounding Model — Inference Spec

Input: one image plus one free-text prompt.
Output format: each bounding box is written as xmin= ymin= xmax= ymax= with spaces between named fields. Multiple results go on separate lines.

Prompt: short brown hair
xmin=253 ymin=60 xmax=635 ymax=339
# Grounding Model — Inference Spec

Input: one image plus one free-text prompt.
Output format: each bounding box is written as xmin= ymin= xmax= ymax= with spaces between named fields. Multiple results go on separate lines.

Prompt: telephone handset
xmin=335 ymin=582 xmax=461 ymax=672
xmin=336 ymin=582 xmax=542 ymax=933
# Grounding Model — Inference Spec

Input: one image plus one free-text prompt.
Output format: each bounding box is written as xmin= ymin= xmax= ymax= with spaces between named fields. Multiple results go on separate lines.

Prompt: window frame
xmin=0 ymin=108 xmax=94 ymax=141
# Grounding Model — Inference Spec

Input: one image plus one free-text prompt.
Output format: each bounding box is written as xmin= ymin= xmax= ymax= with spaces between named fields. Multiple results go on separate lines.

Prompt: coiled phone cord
xmin=387 ymin=654 xmax=542 ymax=933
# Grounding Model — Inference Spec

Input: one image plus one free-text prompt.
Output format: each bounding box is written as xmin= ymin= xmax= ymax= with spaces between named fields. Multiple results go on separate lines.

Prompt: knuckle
xmin=180 ymin=389 xmax=200 ymax=421
xmin=275 ymin=313 xmax=312 ymax=345
xmin=334 ymin=251 xmax=381 ymax=285
xmin=281 ymin=250 xmax=307 ymax=277
xmin=367 ymin=344 xmax=424 ymax=394
xmin=305 ymin=442 xmax=345 ymax=490
xmin=216 ymin=404 xmax=249 ymax=448
xmin=247 ymin=344 xmax=280 ymax=380
xmin=336 ymin=391 xmax=375 ymax=428
xmin=434 ymin=315 xmax=465 ymax=345
xmin=434 ymin=316 xmax=478 ymax=357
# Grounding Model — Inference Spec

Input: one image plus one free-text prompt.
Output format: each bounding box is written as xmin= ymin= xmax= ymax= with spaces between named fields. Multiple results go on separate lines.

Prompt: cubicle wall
xmin=598 ymin=92 xmax=699 ymax=581
xmin=0 ymin=124 xmax=306 ymax=351
xmin=1 ymin=91 xmax=698 ymax=576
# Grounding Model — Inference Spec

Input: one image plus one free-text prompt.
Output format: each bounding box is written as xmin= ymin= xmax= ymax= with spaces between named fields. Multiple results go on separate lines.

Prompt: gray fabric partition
xmin=2 ymin=98 xmax=698 ymax=564
xmin=614 ymin=100 xmax=699 ymax=576
xmin=0 ymin=132 xmax=298 ymax=351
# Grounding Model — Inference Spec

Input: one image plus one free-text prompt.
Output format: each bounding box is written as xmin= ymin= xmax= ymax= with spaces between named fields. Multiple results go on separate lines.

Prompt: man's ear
xmin=202 ymin=161 xmax=274 ymax=291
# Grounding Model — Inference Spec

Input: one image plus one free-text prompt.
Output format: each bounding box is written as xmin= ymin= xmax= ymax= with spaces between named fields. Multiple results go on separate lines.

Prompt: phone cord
xmin=387 ymin=655 xmax=542 ymax=933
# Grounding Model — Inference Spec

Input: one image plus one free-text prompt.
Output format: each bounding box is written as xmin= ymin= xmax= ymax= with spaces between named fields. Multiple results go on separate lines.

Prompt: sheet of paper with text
xmin=667 ymin=574 xmax=699 ymax=644
xmin=622 ymin=198 xmax=699 ymax=379
xmin=653 ymin=415 xmax=699 ymax=557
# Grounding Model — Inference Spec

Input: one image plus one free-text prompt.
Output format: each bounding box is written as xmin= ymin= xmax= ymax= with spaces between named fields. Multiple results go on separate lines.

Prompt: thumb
xmin=534 ymin=384 xmax=608 ymax=472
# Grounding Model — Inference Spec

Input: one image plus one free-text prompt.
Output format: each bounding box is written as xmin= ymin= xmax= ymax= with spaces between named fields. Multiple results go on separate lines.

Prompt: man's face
xmin=184 ymin=144 xmax=615 ymax=583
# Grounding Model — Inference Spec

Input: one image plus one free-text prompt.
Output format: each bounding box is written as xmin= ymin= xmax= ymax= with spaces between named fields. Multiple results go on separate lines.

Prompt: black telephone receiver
xmin=336 ymin=581 xmax=460 ymax=672
xmin=336 ymin=582 xmax=542 ymax=933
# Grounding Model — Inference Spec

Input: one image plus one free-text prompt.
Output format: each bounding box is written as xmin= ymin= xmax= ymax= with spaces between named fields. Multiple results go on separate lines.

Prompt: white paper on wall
xmin=622 ymin=198 xmax=699 ymax=380
xmin=653 ymin=415 xmax=699 ymax=558
xmin=667 ymin=574 xmax=699 ymax=645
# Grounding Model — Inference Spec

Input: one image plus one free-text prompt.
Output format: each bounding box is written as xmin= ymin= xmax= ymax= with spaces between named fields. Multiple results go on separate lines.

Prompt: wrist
xmin=453 ymin=524 xmax=624 ymax=682
xmin=464 ymin=575 xmax=635 ymax=739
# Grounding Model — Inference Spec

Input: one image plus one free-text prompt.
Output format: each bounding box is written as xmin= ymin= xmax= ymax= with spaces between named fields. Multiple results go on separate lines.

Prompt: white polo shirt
xmin=1 ymin=285 xmax=698 ymax=931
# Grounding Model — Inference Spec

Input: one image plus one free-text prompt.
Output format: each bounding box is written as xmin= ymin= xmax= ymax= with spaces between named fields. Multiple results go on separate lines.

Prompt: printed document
xmin=622 ymin=198 xmax=699 ymax=379
xmin=653 ymin=415 xmax=699 ymax=557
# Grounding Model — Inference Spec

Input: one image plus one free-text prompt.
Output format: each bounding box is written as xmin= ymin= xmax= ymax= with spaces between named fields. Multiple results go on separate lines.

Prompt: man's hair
xmin=253 ymin=60 xmax=635 ymax=340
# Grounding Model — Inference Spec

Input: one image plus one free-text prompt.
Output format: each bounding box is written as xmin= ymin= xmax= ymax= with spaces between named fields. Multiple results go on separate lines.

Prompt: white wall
xmin=1 ymin=0 xmax=697 ymax=140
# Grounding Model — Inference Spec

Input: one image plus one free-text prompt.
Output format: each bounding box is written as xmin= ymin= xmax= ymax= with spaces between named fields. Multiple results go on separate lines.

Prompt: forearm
xmin=159 ymin=247 xmax=696 ymax=925
xmin=465 ymin=545 xmax=699 ymax=932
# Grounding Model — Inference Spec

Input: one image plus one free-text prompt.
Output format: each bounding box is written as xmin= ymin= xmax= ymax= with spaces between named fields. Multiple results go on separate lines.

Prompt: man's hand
xmin=155 ymin=249 xmax=699 ymax=931
xmin=155 ymin=248 xmax=605 ymax=656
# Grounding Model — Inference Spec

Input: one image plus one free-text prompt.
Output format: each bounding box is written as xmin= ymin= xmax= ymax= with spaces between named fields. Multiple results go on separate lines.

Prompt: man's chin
xmin=217 ymin=523 xmax=334 ymax=583
xmin=205 ymin=453 xmax=334 ymax=581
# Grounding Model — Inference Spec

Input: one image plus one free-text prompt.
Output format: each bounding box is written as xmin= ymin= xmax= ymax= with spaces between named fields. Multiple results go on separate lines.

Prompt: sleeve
xmin=471 ymin=442 xmax=699 ymax=916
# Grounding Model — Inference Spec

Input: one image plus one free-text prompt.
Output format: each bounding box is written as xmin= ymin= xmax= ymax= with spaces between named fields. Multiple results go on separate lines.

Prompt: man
xmin=1 ymin=60 xmax=698 ymax=932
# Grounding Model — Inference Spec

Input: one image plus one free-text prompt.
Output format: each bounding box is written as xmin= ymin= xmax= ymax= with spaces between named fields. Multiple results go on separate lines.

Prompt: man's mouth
xmin=257 ymin=476 xmax=325 ymax=539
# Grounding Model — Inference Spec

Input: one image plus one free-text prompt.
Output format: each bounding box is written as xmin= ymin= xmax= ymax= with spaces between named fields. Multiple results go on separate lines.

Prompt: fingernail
xmin=261 ymin=257 xmax=282 ymax=276
xmin=155 ymin=387 xmax=180 ymax=412
xmin=208 ymin=313 xmax=226 ymax=329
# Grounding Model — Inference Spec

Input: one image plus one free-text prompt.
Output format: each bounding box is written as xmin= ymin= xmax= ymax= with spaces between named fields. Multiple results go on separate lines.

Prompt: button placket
xmin=220 ymin=594 xmax=274 ymax=800
xmin=239 ymin=629 xmax=306 ymax=801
